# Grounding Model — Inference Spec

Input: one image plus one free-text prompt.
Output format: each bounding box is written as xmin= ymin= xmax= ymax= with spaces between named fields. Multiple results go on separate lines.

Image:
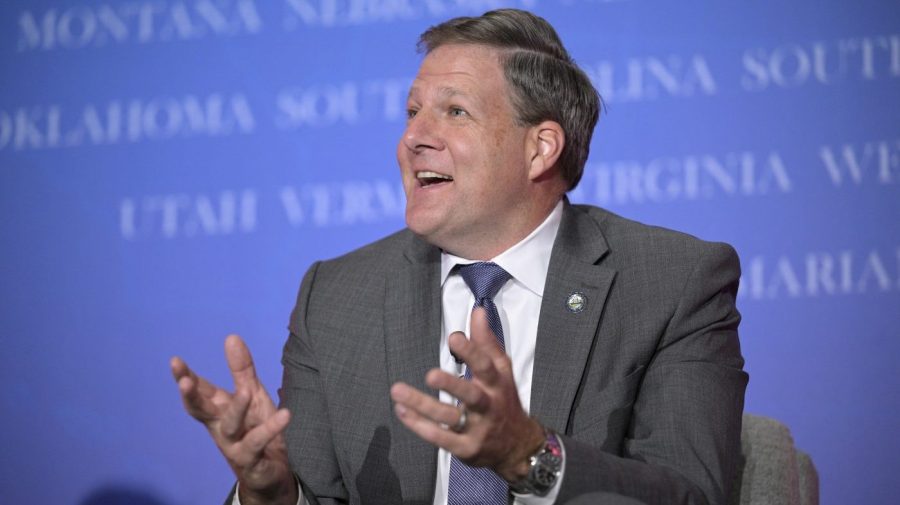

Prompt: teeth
xmin=416 ymin=171 xmax=453 ymax=181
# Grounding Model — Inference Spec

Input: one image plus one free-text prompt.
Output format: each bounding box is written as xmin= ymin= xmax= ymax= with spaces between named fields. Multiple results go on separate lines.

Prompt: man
xmin=172 ymin=9 xmax=747 ymax=505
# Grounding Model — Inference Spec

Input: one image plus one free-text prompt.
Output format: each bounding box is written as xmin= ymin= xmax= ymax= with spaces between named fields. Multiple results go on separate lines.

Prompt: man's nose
xmin=401 ymin=111 xmax=443 ymax=153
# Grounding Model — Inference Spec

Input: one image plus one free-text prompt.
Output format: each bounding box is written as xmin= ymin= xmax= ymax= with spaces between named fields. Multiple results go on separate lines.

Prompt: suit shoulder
xmin=571 ymin=204 xmax=738 ymax=267
xmin=304 ymin=228 xmax=424 ymax=288
xmin=326 ymin=228 xmax=414 ymax=263
xmin=289 ymin=228 xmax=422 ymax=332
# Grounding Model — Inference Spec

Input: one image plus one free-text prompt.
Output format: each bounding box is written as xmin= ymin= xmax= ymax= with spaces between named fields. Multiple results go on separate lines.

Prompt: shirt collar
xmin=440 ymin=199 xmax=563 ymax=297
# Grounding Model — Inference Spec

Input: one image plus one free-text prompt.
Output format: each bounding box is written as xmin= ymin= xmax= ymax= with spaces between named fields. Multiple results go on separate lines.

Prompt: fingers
xmin=225 ymin=334 xmax=260 ymax=391
xmin=447 ymin=332 xmax=497 ymax=386
xmin=229 ymin=409 xmax=291 ymax=468
xmin=469 ymin=306 xmax=495 ymax=346
xmin=447 ymin=309 xmax=512 ymax=387
xmin=469 ymin=308 xmax=513 ymax=374
xmin=390 ymin=382 xmax=465 ymax=452
xmin=172 ymin=356 xmax=225 ymax=400
xmin=391 ymin=381 xmax=464 ymax=426
xmin=171 ymin=356 xmax=220 ymax=422
xmin=170 ymin=355 xmax=189 ymax=381
xmin=220 ymin=389 xmax=252 ymax=440
xmin=425 ymin=368 xmax=489 ymax=412
xmin=172 ymin=339 xmax=294 ymax=496
xmin=391 ymin=307 xmax=535 ymax=470
xmin=245 ymin=409 xmax=290 ymax=453
xmin=394 ymin=400 xmax=463 ymax=452
xmin=172 ymin=335 xmax=275 ymax=431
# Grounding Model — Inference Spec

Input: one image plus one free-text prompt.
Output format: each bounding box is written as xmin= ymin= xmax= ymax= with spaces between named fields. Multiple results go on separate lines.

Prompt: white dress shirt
xmin=236 ymin=200 xmax=565 ymax=505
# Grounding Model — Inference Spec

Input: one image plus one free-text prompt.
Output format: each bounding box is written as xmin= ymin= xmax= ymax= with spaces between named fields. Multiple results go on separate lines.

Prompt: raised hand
xmin=171 ymin=335 xmax=298 ymax=505
xmin=390 ymin=308 xmax=545 ymax=482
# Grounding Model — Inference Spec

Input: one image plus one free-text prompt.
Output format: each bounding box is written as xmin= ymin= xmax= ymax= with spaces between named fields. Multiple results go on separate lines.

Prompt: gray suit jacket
xmin=273 ymin=203 xmax=747 ymax=505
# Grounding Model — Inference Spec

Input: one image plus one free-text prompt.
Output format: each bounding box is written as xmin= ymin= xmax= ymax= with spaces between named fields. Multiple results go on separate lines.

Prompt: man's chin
xmin=405 ymin=214 xmax=438 ymax=242
xmin=406 ymin=212 xmax=452 ymax=249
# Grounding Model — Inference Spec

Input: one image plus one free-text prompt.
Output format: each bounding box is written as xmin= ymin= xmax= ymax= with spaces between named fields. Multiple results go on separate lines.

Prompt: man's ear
xmin=527 ymin=121 xmax=565 ymax=181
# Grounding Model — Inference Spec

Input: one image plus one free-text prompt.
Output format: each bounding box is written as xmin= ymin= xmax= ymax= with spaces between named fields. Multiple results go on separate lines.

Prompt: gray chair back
xmin=731 ymin=414 xmax=819 ymax=505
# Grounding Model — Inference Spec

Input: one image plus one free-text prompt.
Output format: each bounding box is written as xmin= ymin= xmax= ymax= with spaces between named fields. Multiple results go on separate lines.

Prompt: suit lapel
xmin=531 ymin=204 xmax=616 ymax=433
xmin=383 ymin=233 xmax=441 ymax=500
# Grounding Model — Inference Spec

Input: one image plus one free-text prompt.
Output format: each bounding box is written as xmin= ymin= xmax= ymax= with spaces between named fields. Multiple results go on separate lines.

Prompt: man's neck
xmin=443 ymin=197 xmax=564 ymax=261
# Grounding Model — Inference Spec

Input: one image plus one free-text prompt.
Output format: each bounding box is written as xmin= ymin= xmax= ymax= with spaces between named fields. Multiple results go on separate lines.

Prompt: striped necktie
xmin=447 ymin=261 xmax=511 ymax=505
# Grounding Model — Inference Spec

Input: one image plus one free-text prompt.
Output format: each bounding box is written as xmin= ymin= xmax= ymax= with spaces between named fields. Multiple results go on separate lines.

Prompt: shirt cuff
xmin=231 ymin=478 xmax=306 ymax=505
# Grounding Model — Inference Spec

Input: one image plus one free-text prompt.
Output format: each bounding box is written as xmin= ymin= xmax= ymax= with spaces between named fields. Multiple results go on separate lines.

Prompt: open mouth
xmin=416 ymin=170 xmax=453 ymax=187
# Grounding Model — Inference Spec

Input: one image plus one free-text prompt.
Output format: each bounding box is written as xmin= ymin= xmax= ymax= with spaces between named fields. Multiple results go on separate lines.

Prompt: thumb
xmin=469 ymin=307 xmax=502 ymax=356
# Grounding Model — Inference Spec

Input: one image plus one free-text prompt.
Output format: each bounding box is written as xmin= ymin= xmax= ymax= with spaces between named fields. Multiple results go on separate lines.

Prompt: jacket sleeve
xmin=278 ymin=261 xmax=349 ymax=505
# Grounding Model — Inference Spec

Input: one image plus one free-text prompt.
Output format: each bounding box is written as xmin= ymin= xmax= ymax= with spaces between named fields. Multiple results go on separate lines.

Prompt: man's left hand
xmin=390 ymin=307 xmax=545 ymax=483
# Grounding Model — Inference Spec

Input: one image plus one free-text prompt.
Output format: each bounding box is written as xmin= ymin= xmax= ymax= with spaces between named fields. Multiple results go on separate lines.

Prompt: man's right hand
xmin=171 ymin=334 xmax=299 ymax=505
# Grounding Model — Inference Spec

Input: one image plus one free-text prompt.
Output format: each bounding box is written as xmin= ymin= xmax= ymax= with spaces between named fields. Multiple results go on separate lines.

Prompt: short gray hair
xmin=418 ymin=9 xmax=601 ymax=191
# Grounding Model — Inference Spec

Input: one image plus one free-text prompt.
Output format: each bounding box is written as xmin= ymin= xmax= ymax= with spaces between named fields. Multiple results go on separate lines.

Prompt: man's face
xmin=398 ymin=44 xmax=533 ymax=258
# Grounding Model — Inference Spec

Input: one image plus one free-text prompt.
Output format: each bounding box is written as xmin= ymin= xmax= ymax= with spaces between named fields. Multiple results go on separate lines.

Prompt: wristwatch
xmin=508 ymin=429 xmax=564 ymax=497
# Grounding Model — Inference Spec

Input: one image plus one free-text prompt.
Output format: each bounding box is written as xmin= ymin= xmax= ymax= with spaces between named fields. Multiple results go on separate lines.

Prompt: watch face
xmin=534 ymin=465 xmax=556 ymax=487
xmin=512 ymin=430 xmax=563 ymax=496
xmin=535 ymin=452 xmax=562 ymax=487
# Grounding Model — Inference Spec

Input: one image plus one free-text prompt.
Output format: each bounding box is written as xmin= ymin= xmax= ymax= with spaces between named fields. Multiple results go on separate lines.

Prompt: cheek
xmin=491 ymin=125 xmax=528 ymax=170
xmin=489 ymin=145 xmax=528 ymax=184
xmin=491 ymin=125 xmax=508 ymax=150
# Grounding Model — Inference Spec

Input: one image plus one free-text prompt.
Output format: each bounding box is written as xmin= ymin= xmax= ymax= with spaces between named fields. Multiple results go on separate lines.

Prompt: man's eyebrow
xmin=436 ymin=86 xmax=468 ymax=98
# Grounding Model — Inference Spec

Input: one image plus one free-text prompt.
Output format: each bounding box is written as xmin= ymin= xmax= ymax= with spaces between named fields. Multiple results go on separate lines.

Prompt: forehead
xmin=408 ymin=44 xmax=509 ymax=99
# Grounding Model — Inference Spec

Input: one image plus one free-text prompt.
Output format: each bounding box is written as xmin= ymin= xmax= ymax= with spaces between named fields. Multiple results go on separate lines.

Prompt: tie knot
xmin=457 ymin=262 xmax=511 ymax=303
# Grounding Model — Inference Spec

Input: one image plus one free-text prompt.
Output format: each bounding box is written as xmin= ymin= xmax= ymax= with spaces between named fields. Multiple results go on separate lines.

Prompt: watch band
xmin=508 ymin=428 xmax=564 ymax=497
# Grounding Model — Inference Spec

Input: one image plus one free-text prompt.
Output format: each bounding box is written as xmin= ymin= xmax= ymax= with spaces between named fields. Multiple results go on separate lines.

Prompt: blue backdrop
xmin=1 ymin=1 xmax=897 ymax=503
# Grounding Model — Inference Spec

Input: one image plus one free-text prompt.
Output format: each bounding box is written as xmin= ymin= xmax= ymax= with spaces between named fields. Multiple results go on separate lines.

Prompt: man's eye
xmin=449 ymin=107 xmax=468 ymax=117
xmin=406 ymin=109 xmax=418 ymax=119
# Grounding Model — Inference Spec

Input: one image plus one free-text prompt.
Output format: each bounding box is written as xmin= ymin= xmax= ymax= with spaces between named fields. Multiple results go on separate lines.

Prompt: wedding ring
xmin=451 ymin=405 xmax=468 ymax=433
